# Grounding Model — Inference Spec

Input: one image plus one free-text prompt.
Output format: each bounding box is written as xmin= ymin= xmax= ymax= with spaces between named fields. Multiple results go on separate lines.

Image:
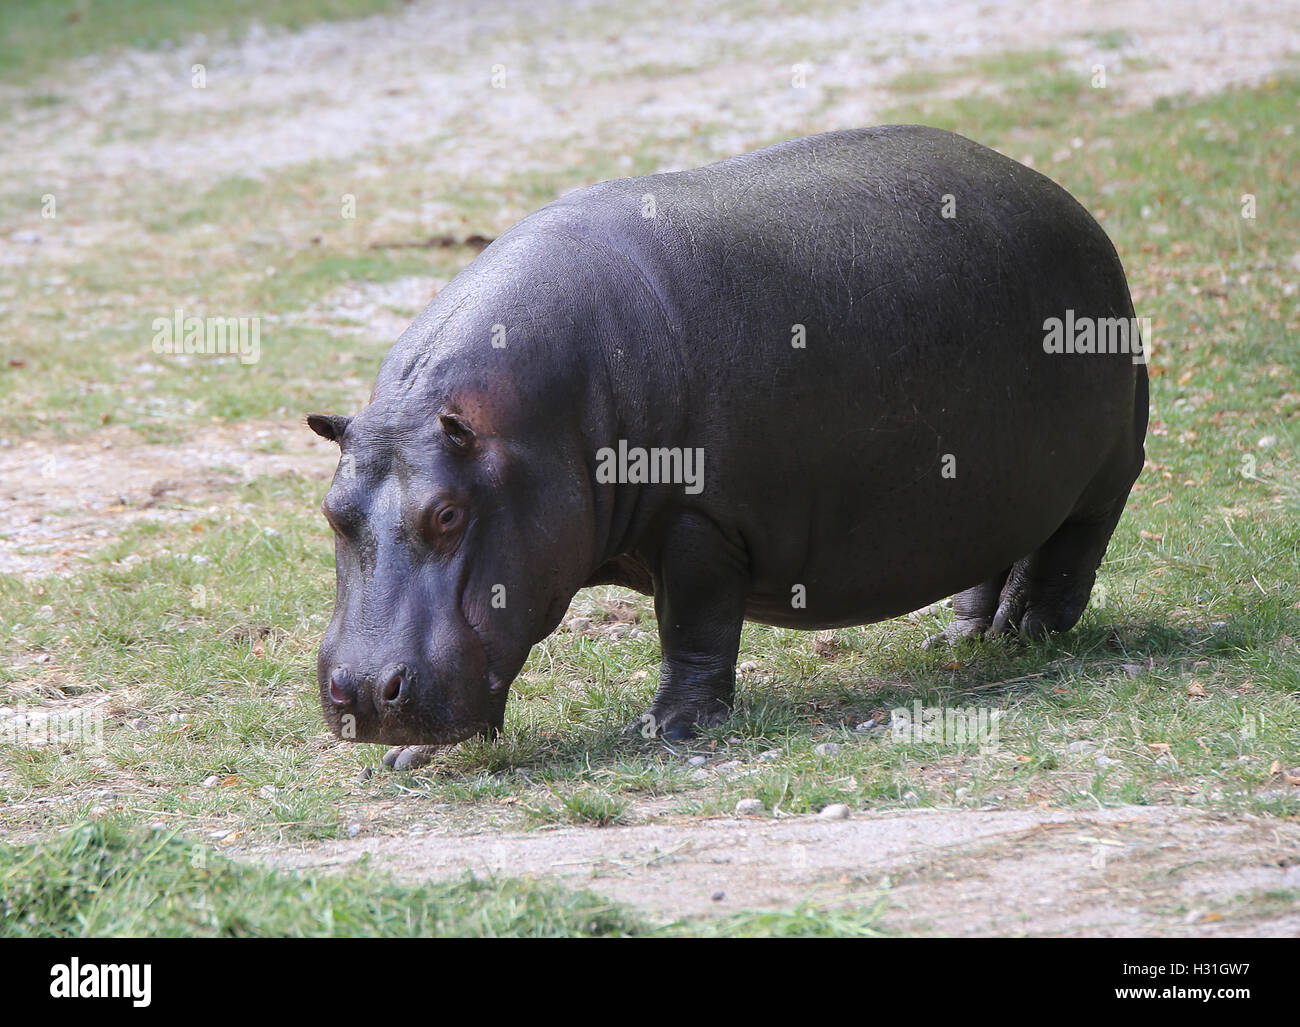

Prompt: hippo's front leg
xmin=640 ymin=512 xmax=749 ymax=742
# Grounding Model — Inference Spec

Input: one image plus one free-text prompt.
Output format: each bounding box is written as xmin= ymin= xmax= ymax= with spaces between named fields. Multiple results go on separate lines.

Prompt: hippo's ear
xmin=438 ymin=412 xmax=476 ymax=449
xmin=306 ymin=413 xmax=351 ymax=445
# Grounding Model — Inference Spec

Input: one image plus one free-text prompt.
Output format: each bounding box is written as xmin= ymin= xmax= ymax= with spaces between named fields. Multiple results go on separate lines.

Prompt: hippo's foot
xmin=381 ymin=744 xmax=439 ymax=771
xmin=628 ymin=697 xmax=731 ymax=743
xmin=922 ymin=617 xmax=990 ymax=650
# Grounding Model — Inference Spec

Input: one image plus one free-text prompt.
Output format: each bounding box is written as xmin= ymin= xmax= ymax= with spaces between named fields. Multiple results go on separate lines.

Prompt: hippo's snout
xmin=318 ymin=644 xmax=496 ymax=747
xmin=326 ymin=662 xmax=411 ymax=712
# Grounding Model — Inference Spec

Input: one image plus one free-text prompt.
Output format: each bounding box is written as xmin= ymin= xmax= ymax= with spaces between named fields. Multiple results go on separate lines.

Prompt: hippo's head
xmin=306 ymin=389 xmax=596 ymax=748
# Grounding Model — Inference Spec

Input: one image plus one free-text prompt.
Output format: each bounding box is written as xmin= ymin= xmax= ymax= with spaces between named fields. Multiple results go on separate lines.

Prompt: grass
xmin=0 ymin=2 xmax=1297 ymax=935
xmin=0 ymin=821 xmax=887 ymax=937
xmin=0 ymin=0 xmax=409 ymax=82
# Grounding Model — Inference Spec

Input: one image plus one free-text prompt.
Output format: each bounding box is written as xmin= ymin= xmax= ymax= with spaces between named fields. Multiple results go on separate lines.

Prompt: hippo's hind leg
xmin=922 ymin=570 xmax=1010 ymax=649
xmin=989 ymin=495 xmax=1132 ymax=640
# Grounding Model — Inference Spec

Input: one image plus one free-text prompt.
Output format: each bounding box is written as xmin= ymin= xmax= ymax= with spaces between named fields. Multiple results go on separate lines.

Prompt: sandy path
xmin=256 ymin=804 xmax=1300 ymax=935
xmin=5 ymin=0 xmax=1298 ymax=191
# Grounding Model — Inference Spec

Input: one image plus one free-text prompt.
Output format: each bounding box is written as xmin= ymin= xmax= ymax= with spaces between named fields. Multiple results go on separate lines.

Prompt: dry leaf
xmin=1148 ymin=743 xmax=1172 ymax=755
xmin=1187 ymin=681 xmax=1207 ymax=697
xmin=1140 ymin=529 xmax=1164 ymax=541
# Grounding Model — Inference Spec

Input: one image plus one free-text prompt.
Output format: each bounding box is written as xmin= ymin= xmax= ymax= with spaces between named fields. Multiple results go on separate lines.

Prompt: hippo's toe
xmin=381 ymin=744 xmax=439 ymax=771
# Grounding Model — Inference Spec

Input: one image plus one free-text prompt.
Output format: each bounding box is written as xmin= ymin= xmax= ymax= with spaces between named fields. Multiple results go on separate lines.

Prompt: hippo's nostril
xmin=378 ymin=665 xmax=407 ymax=706
xmin=328 ymin=666 xmax=355 ymax=707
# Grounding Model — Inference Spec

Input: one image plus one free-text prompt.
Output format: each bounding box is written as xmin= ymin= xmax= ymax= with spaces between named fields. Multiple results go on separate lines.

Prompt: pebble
xmin=128 ymin=718 xmax=147 ymax=731
xmin=855 ymin=719 xmax=879 ymax=732
xmin=1068 ymin=740 xmax=1098 ymax=754
xmin=201 ymin=774 xmax=220 ymax=788
xmin=734 ymin=798 xmax=764 ymax=815
xmin=258 ymin=785 xmax=278 ymax=799
xmin=902 ymin=790 xmax=920 ymax=807
xmin=737 ymin=661 xmax=758 ymax=674
xmin=1120 ymin=663 xmax=1144 ymax=677
xmin=818 ymin=803 xmax=851 ymax=820
xmin=814 ymin=742 xmax=841 ymax=756
xmin=711 ymin=891 xmax=726 ymax=902
xmin=347 ymin=822 xmax=362 ymax=837
xmin=1095 ymin=755 xmax=1120 ymax=767
xmin=687 ymin=755 xmax=707 ymax=766
xmin=355 ymin=767 xmax=372 ymax=782
xmin=714 ymin=760 xmax=742 ymax=773
xmin=9 ymin=230 xmax=41 ymax=244
xmin=758 ymin=749 xmax=782 ymax=761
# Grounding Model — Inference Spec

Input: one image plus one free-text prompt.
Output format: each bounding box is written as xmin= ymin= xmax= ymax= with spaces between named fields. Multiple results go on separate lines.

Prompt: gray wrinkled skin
xmin=308 ymin=125 xmax=1147 ymax=763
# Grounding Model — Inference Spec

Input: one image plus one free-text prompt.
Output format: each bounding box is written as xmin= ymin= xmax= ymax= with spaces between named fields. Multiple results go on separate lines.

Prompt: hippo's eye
xmin=425 ymin=503 xmax=464 ymax=541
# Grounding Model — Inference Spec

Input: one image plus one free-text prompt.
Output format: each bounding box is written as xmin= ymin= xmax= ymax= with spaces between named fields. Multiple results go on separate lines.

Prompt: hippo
xmin=307 ymin=125 xmax=1147 ymax=770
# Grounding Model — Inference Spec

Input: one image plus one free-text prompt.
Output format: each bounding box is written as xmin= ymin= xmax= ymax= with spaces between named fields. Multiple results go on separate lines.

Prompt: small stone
xmin=759 ymin=749 xmax=782 ymax=761
xmin=128 ymin=718 xmax=147 ymax=731
xmin=355 ymin=767 xmax=372 ymax=782
xmin=565 ymin=617 xmax=591 ymax=632
xmin=687 ymin=755 xmax=707 ymax=766
xmin=149 ymin=821 xmax=166 ymax=831
xmin=1068 ymin=740 xmax=1098 ymax=754
xmin=168 ymin=713 xmax=188 ymax=724
xmin=737 ymin=661 xmax=758 ymax=673
xmin=814 ymin=742 xmax=841 ymax=756
xmin=711 ymin=891 xmax=726 ymax=902
xmin=1095 ymin=755 xmax=1120 ymax=768
xmin=208 ymin=829 xmax=232 ymax=841
xmin=347 ymin=822 xmax=362 ymax=837
xmin=714 ymin=760 xmax=742 ymax=773
xmin=735 ymin=798 xmax=764 ymax=815
xmin=818 ymin=803 xmax=851 ymax=820
xmin=35 ymin=605 xmax=54 ymax=619
xmin=955 ymin=787 xmax=970 ymax=800
xmin=433 ymin=803 xmax=453 ymax=812
xmin=258 ymin=785 xmax=278 ymax=799
xmin=201 ymin=775 xmax=220 ymax=789
xmin=1120 ymin=663 xmax=1143 ymax=677
xmin=855 ymin=719 xmax=878 ymax=733
xmin=8 ymin=230 xmax=41 ymax=244
xmin=1258 ymin=435 xmax=1278 ymax=449
xmin=726 ymin=736 xmax=743 ymax=745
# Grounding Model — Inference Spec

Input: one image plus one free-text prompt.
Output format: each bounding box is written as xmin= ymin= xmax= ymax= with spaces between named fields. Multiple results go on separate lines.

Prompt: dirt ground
xmin=257 ymin=805 xmax=1300 ymax=935
xmin=5 ymin=0 xmax=1299 ymax=934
